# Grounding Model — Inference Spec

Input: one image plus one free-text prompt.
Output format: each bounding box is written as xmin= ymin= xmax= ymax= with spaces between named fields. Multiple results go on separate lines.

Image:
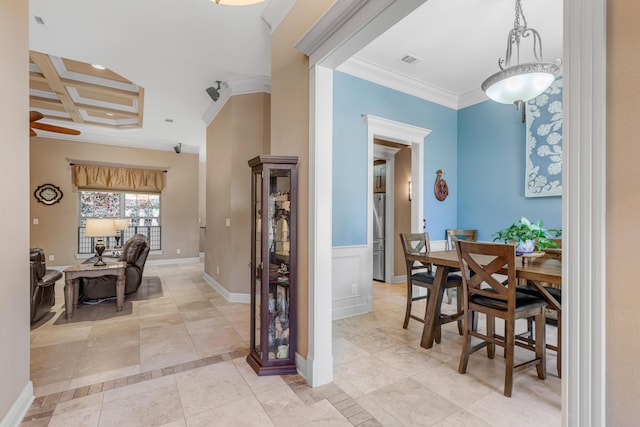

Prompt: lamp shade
xmin=114 ymin=219 xmax=130 ymax=231
xmin=481 ymin=62 xmax=560 ymax=105
xmin=85 ymin=218 xmax=117 ymax=237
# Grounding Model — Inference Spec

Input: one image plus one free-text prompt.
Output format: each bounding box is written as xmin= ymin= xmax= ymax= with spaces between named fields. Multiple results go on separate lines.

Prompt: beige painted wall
xmin=0 ymin=0 xmax=30 ymax=421
xmin=606 ymin=0 xmax=640 ymax=422
xmin=270 ymin=0 xmax=334 ymax=361
xmin=205 ymin=93 xmax=270 ymax=293
xmin=30 ymin=138 xmax=200 ymax=267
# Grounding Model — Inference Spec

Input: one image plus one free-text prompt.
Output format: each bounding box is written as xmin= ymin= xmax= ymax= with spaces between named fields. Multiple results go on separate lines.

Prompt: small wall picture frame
xmin=34 ymin=183 xmax=63 ymax=205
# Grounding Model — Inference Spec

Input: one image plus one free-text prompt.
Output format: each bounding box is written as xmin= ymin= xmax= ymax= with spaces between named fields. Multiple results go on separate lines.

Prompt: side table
xmin=63 ymin=261 xmax=126 ymax=319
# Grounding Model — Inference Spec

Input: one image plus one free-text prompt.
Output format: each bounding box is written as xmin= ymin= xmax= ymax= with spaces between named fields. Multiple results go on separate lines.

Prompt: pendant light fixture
xmin=211 ymin=0 xmax=265 ymax=4
xmin=481 ymin=0 xmax=560 ymax=110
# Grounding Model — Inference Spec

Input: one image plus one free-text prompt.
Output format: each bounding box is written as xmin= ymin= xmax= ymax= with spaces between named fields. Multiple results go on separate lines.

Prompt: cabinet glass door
xmin=267 ymin=169 xmax=291 ymax=361
xmin=247 ymin=155 xmax=297 ymax=376
xmin=253 ymin=170 xmax=262 ymax=356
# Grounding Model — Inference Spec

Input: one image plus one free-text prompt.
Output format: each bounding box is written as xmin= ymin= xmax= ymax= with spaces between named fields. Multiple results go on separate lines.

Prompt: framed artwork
xmin=525 ymin=77 xmax=563 ymax=197
xmin=34 ymin=183 xmax=64 ymax=205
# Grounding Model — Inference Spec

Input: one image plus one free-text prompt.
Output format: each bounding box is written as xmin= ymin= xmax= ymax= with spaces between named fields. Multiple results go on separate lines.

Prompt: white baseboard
xmin=295 ymin=352 xmax=308 ymax=382
xmin=332 ymin=300 xmax=373 ymax=321
xmin=0 ymin=381 xmax=33 ymax=427
xmin=202 ymin=273 xmax=250 ymax=304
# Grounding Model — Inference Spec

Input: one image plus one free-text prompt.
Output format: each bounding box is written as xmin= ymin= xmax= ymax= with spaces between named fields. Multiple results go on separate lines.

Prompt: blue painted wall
xmin=332 ymin=72 xmax=562 ymax=246
xmin=332 ymin=71 xmax=459 ymax=246
xmin=457 ymin=101 xmax=562 ymax=241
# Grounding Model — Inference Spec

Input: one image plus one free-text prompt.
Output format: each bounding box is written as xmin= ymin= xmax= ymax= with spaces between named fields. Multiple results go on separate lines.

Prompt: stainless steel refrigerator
xmin=373 ymin=193 xmax=385 ymax=281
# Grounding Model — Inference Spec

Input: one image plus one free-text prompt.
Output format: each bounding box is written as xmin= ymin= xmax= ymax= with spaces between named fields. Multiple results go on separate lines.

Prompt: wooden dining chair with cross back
xmin=400 ymin=232 xmax=464 ymax=344
xmin=455 ymin=239 xmax=548 ymax=397
xmin=444 ymin=229 xmax=478 ymax=305
xmin=517 ymin=237 xmax=562 ymax=377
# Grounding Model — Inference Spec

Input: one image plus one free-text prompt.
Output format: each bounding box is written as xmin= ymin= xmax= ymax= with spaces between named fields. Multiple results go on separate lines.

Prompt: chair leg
xmin=458 ymin=311 xmax=472 ymax=374
xmin=535 ymin=310 xmax=547 ymax=380
xmin=456 ymin=285 xmax=463 ymax=336
xmin=487 ymin=315 xmax=495 ymax=359
xmin=504 ymin=318 xmax=515 ymax=397
xmin=446 ymin=288 xmax=453 ymax=304
xmin=557 ymin=314 xmax=562 ymax=378
xmin=403 ymin=284 xmax=413 ymax=329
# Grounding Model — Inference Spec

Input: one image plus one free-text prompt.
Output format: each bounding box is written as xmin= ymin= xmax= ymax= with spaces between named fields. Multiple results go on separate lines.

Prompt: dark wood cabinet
xmin=246 ymin=155 xmax=297 ymax=376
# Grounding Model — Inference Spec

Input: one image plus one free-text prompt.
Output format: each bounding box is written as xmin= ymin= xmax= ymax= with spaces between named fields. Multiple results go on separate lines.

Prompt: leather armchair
xmin=30 ymin=248 xmax=62 ymax=323
xmin=80 ymin=234 xmax=150 ymax=301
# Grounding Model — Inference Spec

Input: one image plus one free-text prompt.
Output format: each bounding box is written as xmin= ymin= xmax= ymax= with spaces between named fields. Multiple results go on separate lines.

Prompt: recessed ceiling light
xmin=34 ymin=16 xmax=46 ymax=25
xmin=91 ymin=64 xmax=106 ymax=70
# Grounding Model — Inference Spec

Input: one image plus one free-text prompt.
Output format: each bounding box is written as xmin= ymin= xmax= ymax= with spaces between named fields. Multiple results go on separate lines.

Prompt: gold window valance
xmin=72 ymin=164 xmax=165 ymax=192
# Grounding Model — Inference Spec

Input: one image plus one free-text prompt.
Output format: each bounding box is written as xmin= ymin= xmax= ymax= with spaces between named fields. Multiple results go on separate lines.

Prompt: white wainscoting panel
xmin=332 ymin=246 xmax=372 ymax=320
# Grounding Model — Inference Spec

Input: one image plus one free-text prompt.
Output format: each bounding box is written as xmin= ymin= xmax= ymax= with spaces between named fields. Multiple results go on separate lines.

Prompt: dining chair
xmin=455 ymin=239 xmax=547 ymax=397
xmin=517 ymin=238 xmax=562 ymax=377
xmin=444 ymin=229 xmax=478 ymax=304
xmin=399 ymin=232 xmax=463 ymax=343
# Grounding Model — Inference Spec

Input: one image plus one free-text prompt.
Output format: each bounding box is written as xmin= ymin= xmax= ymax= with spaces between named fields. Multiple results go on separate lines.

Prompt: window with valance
xmin=72 ymin=163 xmax=165 ymax=192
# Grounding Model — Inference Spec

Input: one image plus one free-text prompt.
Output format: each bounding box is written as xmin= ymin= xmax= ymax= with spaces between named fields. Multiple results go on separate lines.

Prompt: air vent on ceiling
xmin=34 ymin=16 xmax=46 ymax=25
xmin=397 ymin=53 xmax=422 ymax=66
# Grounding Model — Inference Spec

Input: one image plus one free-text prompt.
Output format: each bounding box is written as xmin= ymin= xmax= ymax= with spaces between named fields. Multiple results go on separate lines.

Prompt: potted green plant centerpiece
xmin=493 ymin=216 xmax=561 ymax=254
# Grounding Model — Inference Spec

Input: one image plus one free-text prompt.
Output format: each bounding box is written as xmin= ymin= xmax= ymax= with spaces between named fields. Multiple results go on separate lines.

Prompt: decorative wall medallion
xmin=434 ymin=169 xmax=448 ymax=201
xmin=34 ymin=184 xmax=63 ymax=205
xmin=525 ymin=77 xmax=563 ymax=197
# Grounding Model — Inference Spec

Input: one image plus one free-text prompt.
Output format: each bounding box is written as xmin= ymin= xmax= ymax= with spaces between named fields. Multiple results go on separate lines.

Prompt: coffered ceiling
xmin=29 ymin=50 xmax=144 ymax=131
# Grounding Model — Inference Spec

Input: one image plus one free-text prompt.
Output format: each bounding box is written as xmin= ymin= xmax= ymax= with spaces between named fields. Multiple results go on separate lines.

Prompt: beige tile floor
xmin=23 ymin=261 xmax=560 ymax=426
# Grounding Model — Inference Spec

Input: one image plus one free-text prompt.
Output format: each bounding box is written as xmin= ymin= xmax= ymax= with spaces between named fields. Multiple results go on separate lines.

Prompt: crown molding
xmin=34 ymin=129 xmax=199 ymax=154
xmin=227 ymin=75 xmax=271 ymax=95
xmin=201 ymin=76 xmax=271 ymax=126
xmin=294 ymin=0 xmax=371 ymax=57
xmin=457 ymin=89 xmax=489 ymax=109
xmin=261 ymin=0 xmax=297 ymax=34
xmin=338 ymin=56 xmax=460 ymax=110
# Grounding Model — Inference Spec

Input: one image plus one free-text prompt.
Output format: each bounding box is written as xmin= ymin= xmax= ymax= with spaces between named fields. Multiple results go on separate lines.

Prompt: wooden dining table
xmin=406 ymin=249 xmax=562 ymax=349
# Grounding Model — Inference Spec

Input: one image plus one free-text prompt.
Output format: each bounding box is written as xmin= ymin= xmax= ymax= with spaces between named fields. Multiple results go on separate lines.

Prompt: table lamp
xmin=113 ymin=219 xmax=129 ymax=248
xmin=85 ymin=218 xmax=117 ymax=266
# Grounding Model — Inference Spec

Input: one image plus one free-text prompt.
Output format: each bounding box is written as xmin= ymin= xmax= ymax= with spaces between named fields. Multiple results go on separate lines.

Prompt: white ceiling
xmin=340 ymin=0 xmax=563 ymax=109
xmin=28 ymin=0 xmax=562 ymax=156
xmin=29 ymin=0 xmax=271 ymax=155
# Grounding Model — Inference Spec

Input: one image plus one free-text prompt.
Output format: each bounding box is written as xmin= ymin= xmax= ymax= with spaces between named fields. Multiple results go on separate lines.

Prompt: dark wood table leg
xmin=420 ymin=265 xmax=449 ymax=349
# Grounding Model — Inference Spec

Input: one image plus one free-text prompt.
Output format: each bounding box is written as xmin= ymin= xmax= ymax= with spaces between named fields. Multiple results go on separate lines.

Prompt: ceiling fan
xmin=30 ymin=111 xmax=81 ymax=137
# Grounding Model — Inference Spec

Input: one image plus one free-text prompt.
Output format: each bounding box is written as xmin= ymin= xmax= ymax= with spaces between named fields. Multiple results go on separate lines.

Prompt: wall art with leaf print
xmin=525 ymin=77 xmax=563 ymax=197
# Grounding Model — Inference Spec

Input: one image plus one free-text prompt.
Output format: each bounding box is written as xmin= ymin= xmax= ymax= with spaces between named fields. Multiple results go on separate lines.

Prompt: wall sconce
xmin=408 ymin=181 xmax=412 ymax=202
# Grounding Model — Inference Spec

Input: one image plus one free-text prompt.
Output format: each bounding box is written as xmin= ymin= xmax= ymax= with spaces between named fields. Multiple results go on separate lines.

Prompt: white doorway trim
xmin=368 ymin=116 xmax=429 ymax=285
xmin=373 ymin=144 xmax=400 ymax=284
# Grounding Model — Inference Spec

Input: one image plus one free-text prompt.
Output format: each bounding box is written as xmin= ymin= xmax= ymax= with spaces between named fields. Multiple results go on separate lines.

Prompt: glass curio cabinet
xmin=246 ymin=155 xmax=297 ymax=376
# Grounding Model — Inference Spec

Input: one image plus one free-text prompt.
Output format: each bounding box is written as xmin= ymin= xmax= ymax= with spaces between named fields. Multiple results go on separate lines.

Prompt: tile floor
xmin=23 ymin=261 xmax=560 ymax=426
